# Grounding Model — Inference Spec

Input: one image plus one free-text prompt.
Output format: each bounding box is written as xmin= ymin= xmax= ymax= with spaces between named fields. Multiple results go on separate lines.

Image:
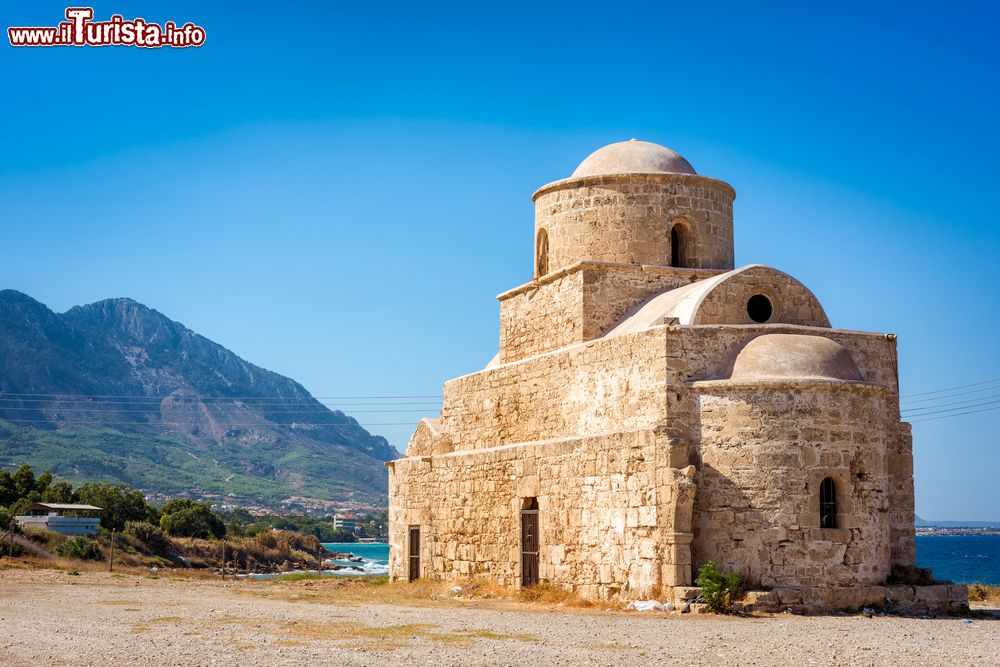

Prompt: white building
xmin=15 ymin=502 xmax=102 ymax=536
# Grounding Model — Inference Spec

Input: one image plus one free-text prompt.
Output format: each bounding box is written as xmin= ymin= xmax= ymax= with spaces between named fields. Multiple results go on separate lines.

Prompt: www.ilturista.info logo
xmin=8 ymin=7 xmax=205 ymax=48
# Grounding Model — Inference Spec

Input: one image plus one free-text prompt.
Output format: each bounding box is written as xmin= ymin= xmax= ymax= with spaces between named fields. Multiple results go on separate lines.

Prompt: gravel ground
xmin=1 ymin=568 xmax=996 ymax=666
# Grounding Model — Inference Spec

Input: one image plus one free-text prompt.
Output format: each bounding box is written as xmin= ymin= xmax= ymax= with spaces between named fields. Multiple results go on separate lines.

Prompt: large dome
xmin=571 ymin=139 xmax=697 ymax=178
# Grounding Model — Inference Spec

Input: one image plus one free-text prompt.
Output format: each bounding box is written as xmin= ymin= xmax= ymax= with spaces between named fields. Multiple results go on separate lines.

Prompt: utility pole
xmin=108 ymin=529 xmax=115 ymax=572
xmin=221 ymin=541 xmax=226 ymax=580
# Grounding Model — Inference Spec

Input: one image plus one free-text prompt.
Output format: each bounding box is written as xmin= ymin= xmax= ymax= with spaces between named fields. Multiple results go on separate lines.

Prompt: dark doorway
xmin=408 ymin=525 xmax=420 ymax=581
xmin=521 ymin=498 xmax=539 ymax=587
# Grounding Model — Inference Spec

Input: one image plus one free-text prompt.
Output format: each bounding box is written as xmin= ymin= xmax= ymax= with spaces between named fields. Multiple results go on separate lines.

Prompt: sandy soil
xmin=1 ymin=567 xmax=997 ymax=666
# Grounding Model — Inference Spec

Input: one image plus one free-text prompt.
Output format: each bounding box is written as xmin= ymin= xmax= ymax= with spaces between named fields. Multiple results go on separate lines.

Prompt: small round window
xmin=747 ymin=294 xmax=773 ymax=323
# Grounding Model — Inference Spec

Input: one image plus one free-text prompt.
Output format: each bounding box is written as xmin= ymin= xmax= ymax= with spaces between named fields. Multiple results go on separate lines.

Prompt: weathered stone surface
xmin=388 ymin=140 xmax=955 ymax=613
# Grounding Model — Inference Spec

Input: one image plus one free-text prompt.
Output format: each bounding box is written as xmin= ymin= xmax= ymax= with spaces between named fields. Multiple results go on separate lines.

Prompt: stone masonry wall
xmin=678 ymin=325 xmax=900 ymax=392
xmin=690 ymin=266 xmax=830 ymax=327
xmin=887 ymin=422 xmax=917 ymax=567
xmin=533 ymin=174 xmax=735 ymax=273
xmin=691 ymin=383 xmax=893 ymax=589
xmin=498 ymin=270 xmax=585 ymax=364
xmin=388 ymin=429 xmax=695 ymax=601
xmin=498 ymin=263 xmax=721 ymax=364
xmin=442 ymin=327 xmax=669 ymax=450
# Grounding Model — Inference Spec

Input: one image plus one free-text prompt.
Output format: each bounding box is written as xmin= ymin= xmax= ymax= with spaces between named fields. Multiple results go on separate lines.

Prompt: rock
xmin=680 ymin=602 xmax=691 ymax=613
xmin=674 ymin=586 xmax=702 ymax=601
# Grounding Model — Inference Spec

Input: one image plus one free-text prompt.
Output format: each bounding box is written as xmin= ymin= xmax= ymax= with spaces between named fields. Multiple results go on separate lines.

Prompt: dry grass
xmin=967 ymin=584 xmax=1000 ymax=604
xmin=516 ymin=581 xmax=600 ymax=607
xmin=238 ymin=575 xmax=600 ymax=612
xmin=132 ymin=614 xmax=538 ymax=653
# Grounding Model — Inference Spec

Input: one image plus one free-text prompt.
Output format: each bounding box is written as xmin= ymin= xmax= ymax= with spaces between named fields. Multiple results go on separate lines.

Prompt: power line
xmin=899 ymin=377 xmax=1000 ymax=400
xmin=0 ymin=397 xmax=441 ymax=407
xmin=902 ymin=398 xmax=1000 ymax=419
xmin=0 ymin=406 xmax=435 ymax=414
xmin=901 ymin=382 xmax=1000 ymax=407
xmin=909 ymin=403 xmax=1000 ymax=424
xmin=0 ymin=391 xmax=441 ymax=400
xmin=901 ymin=394 xmax=1000 ymax=416
xmin=0 ymin=418 xmax=418 ymax=428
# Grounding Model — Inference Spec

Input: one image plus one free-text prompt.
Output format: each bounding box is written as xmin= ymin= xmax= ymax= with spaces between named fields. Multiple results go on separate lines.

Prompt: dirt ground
xmin=1 ymin=567 xmax=997 ymax=666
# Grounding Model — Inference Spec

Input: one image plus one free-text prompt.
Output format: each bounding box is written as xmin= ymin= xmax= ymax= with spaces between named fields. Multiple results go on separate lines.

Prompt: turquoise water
xmin=916 ymin=534 xmax=1000 ymax=585
xmin=315 ymin=537 xmax=1000 ymax=585
xmin=321 ymin=542 xmax=389 ymax=576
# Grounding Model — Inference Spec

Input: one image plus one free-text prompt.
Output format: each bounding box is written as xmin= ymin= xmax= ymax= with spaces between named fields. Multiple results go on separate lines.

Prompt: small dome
xmin=571 ymin=139 xmax=696 ymax=178
xmin=727 ymin=334 xmax=863 ymax=382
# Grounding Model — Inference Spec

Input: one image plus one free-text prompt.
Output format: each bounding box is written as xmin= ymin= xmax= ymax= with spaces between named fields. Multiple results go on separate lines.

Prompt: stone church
xmin=387 ymin=140 xmax=966 ymax=612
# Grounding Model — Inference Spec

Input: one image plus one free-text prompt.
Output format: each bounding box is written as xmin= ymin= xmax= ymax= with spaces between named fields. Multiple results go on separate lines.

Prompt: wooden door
xmin=408 ymin=526 xmax=420 ymax=581
xmin=521 ymin=508 xmax=539 ymax=587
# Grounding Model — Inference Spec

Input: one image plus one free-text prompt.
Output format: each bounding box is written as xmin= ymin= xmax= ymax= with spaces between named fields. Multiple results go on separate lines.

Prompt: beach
xmin=1 ymin=567 xmax=996 ymax=666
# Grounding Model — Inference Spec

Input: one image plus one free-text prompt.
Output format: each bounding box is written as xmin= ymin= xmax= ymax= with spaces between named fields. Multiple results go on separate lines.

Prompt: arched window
xmin=670 ymin=221 xmax=691 ymax=268
xmin=535 ymin=228 xmax=549 ymax=278
xmin=819 ymin=477 xmax=837 ymax=529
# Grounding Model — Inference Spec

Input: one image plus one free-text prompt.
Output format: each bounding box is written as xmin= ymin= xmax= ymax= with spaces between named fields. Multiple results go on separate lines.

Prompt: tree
xmin=222 ymin=507 xmax=253 ymax=537
xmin=11 ymin=464 xmax=37 ymax=499
xmin=75 ymin=482 xmax=158 ymax=532
xmin=159 ymin=501 xmax=225 ymax=539
xmin=35 ymin=470 xmax=53 ymax=494
xmin=0 ymin=470 xmax=16 ymax=507
xmin=42 ymin=481 xmax=75 ymax=504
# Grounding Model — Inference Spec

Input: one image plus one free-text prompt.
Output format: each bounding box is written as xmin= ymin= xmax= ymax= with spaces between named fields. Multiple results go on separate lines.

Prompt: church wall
xmin=690 ymin=266 xmax=830 ymax=327
xmin=579 ymin=265 xmax=712 ymax=339
xmin=533 ymin=174 xmax=735 ymax=273
xmin=691 ymin=384 xmax=894 ymax=589
xmin=388 ymin=429 xmax=695 ymax=601
xmin=677 ymin=326 xmax=900 ymax=392
xmin=498 ymin=269 xmax=585 ymax=364
xmin=441 ymin=327 xmax=669 ymax=451
xmin=887 ymin=422 xmax=917 ymax=567
xmin=498 ymin=263 xmax=720 ymax=364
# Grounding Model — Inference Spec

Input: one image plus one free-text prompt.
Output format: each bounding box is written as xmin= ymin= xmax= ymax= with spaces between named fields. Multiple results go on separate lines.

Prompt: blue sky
xmin=2 ymin=1 xmax=998 ymax=520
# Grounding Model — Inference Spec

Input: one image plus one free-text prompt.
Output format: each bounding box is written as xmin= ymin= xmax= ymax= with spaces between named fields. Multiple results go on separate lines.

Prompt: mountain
xmin=0 ymin=290 xmax=398 ymax=509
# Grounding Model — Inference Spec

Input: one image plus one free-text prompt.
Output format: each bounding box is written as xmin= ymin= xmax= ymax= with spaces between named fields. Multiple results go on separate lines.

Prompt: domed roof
xmin=571 ymin=139 xmax=697 ymax=178
xmin=727 ymin=334 xmax=863 ymax=382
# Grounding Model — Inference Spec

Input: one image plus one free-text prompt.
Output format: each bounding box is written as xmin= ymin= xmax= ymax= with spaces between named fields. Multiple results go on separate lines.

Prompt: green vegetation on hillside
xmin=0 ymin=421 xmax=379 ymax=507
xmin=0 ymin=465 xmax=347 ymax=573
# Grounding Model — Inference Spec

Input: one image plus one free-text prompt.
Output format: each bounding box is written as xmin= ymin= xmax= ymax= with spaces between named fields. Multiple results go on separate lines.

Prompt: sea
xmin=916 ymin=534 xmax=1000 ymax=585
xmin=311 ymin=536 xmax=1000 ymax=585
xmin=320 ymin=541 xmax=390 ymax=576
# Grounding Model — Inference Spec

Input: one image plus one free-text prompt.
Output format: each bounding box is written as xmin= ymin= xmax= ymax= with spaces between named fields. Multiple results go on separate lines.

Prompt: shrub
xmin=255 ymin=532 xmax=278 ymax=549
xmin=695 ymin=561 xmax=743 ymax=613
xmin=123 ymin=521 xmax=173 ymax=557
xmin=159 ymin=501 xmax=225 ymax=539
xmin=968 ymin=584 xmax=1000 ymax=604
xmin=0 ymin=506 xmax=14 ymax=531
xmin=56 ymin=536 xmax=104 ymax=561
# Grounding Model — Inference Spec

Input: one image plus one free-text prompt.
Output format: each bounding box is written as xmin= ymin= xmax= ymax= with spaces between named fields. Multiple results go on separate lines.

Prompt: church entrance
xmin=407 ymin=526 xmax=420 ymax=581
xmin=521 ymin=498 xmax=539 ymax=587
